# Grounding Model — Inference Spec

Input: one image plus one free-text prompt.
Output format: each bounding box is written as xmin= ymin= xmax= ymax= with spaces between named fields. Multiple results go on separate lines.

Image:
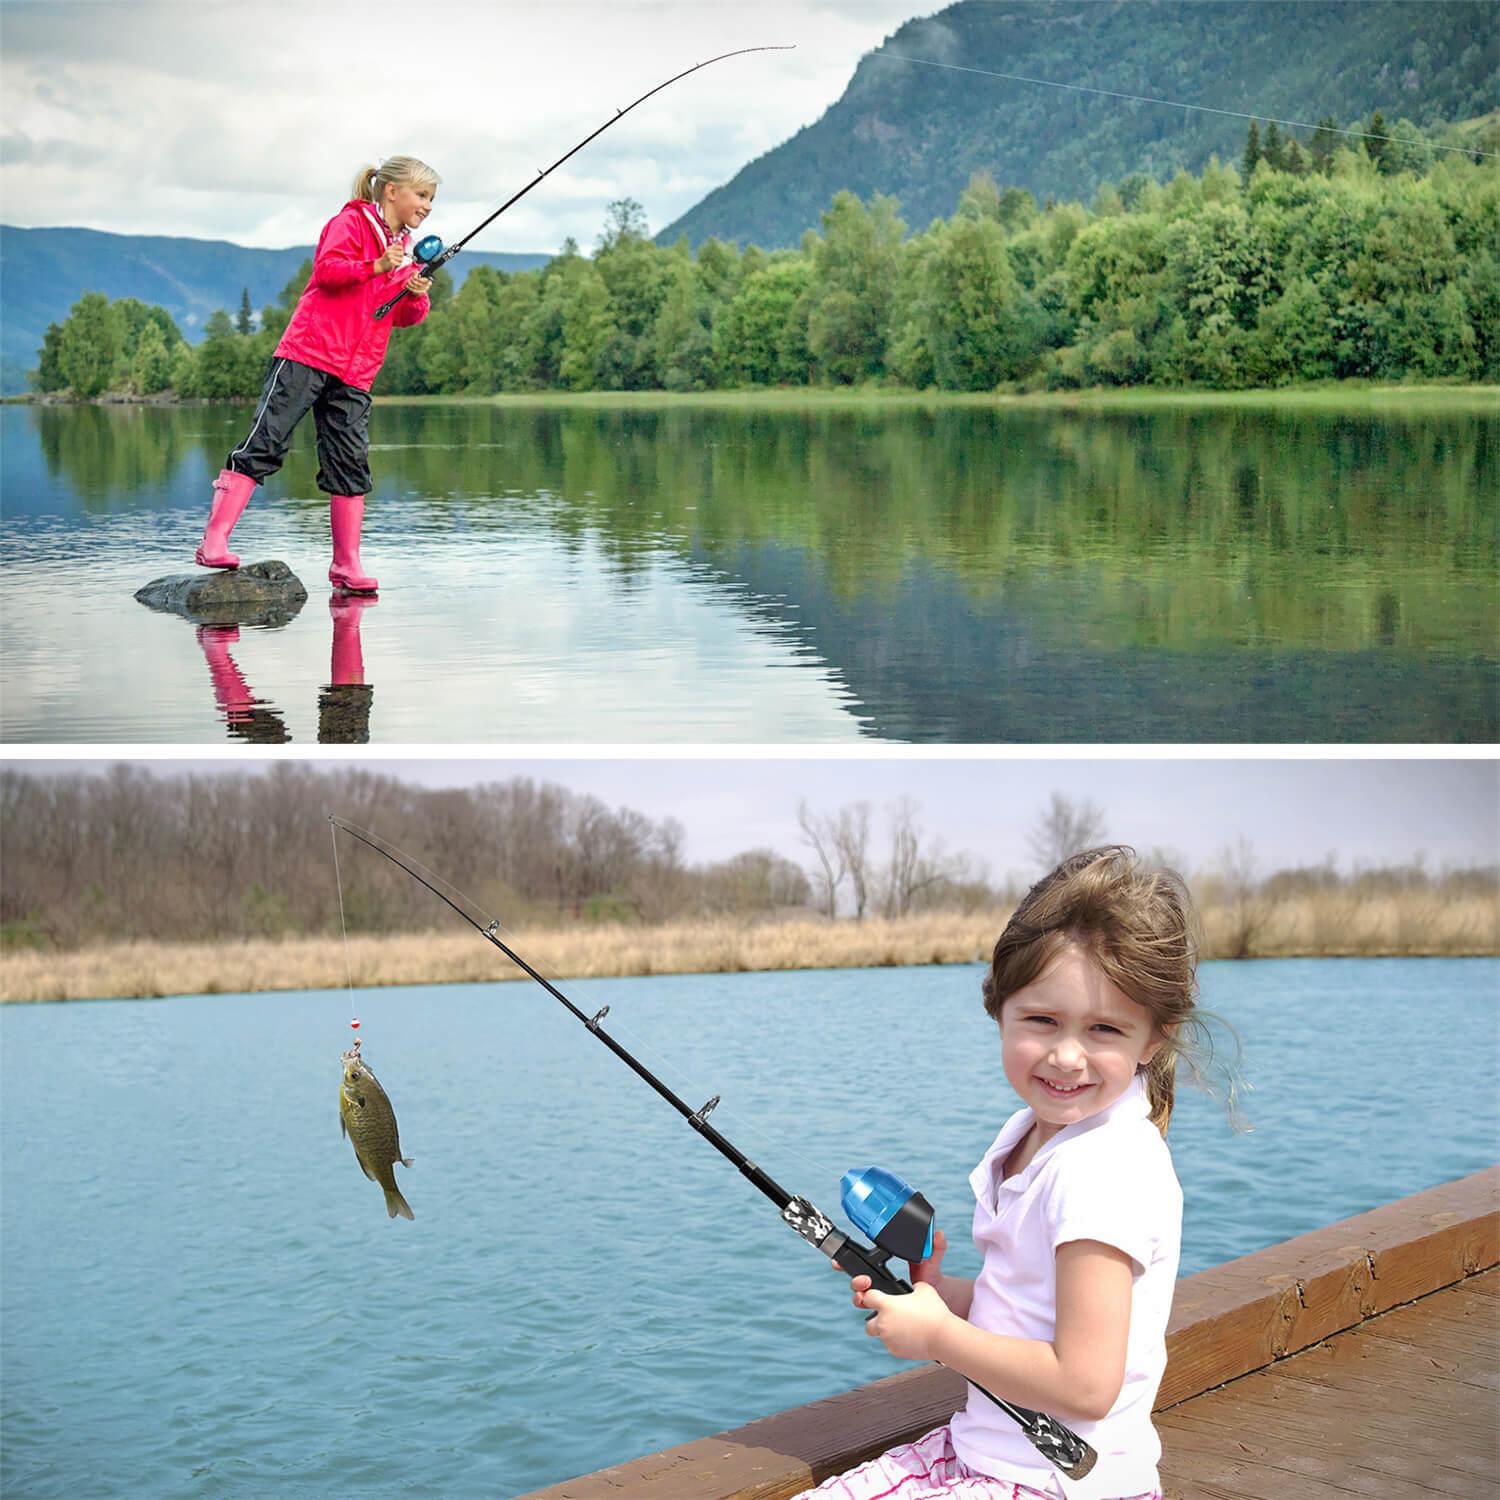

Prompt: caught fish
xmin=339 ymin=1046 xmax=414 ymax=1220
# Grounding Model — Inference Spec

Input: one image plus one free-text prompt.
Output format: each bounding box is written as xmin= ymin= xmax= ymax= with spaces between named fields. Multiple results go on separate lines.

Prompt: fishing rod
xmin=374 ymin=45 xmax=793 ymax=321
xmin=326 ymin=814 xmax=1097 ymax=1482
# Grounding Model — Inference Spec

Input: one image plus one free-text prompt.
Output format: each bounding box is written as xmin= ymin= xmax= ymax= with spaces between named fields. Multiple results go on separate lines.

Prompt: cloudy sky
xmin=9 ymin=753 xmax=1496 ymax=884
xmin=2 ymin=0 xmax=926 ymax=253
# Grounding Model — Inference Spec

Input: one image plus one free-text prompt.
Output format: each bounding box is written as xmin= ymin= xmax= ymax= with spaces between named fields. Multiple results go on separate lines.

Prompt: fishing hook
xmin=375 ymin=44 xmax=794 ymax=320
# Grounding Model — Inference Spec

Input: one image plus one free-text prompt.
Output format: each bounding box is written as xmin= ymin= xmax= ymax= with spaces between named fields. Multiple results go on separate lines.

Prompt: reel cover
xmin=841 ymin=1166 xmax=935 ymax=1263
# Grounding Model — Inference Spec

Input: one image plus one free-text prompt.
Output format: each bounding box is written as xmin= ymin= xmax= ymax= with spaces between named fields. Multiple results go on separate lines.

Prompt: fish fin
xmin=400 ymin=1156 xmax=414 ymax=1168
xmin=341 ymin=1114 xmax=348 ymax=1140
xmin=385 ymin=1187 xmax=415 ymax=1221
xmin=355 ymin=1153 xmax=378 ymax=1182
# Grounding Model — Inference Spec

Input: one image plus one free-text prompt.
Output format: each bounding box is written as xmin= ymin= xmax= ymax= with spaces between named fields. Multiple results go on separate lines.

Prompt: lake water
xmin=2 ymin=400 xmax=1494 ymax=743
xmin=3 ymin=957 xmax=1496 ymax=1498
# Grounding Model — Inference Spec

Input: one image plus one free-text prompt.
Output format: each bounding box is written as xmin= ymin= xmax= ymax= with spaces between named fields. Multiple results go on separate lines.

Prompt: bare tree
xmin=1028 ymin=792 xmax=1108 ymax=872
xmin=1220 ymin=835 xmax=1267 ymax=960
xmin=879 ymin=797 xmax=977 ymax=918
xmin=798 ymin=800 xmax=845 ymax=919
xmin=832 ymin=801 xmax=873 ymax=920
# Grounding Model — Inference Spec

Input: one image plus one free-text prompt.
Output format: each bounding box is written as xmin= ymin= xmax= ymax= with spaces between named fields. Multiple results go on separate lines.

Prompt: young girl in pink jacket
xmin=194 ymin=155 xmax=438 ymax=593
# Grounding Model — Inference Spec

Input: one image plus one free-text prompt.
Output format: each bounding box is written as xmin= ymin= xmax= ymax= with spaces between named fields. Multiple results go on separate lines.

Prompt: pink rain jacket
xmin=274 ymin=200 xmax=430 ymax=391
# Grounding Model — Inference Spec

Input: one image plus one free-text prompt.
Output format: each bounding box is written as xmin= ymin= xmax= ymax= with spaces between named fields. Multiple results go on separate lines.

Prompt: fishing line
xmin=875 ymin=51 xmax=1498 ymax=160
xmin=325 ymin=816 xmax=844 ymax=1187
xmin=329 ymin=817 xmax=363 ymax=1045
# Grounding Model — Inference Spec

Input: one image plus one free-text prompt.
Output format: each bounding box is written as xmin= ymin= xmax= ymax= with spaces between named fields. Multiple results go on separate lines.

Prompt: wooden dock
xmin=517 ymin=1166 xmax=1498 ymax=1500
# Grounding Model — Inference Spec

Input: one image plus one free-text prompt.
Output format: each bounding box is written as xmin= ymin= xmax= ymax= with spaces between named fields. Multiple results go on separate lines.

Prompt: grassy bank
xmin=3 ymin=892 xmax=1495 ymax=1004
xmin=371 ymin=382 xmax=1500 ymax=413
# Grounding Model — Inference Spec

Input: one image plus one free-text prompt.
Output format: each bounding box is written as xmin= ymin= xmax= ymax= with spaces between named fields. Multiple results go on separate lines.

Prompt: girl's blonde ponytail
xmin=350 ymin=166 xmax=381 ymax=202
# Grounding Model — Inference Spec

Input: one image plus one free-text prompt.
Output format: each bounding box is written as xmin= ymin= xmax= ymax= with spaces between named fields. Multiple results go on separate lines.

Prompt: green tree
xmin=713 ymin=259 xmax=812 ymax=385
xmin=1365 ymin=110 xmax=1389 ymax=171
xmin=594 ymin=198 xmax=667 ymax=388
xmin=1309 ymin=116 xmax=1342 ymax=175
xmin=1380 ymin=117 xmax=1434 ymax=176
xmin=693 ymin=237 xmax=741 ymax=302
xmin=906 ymin=214 xmax=1027 ymax=389
xmin=442 ymin=264 xmax=508 ymax=392
xmin=804 ymin=190 xmax=905 ymax=383
xmin=1244 ymin=274 xmax=1336 ymax=383
xmin=653 ymin=257 xmax=713 ymax=391
xmin=192 ymin=308 xmax=260 ymax=397
xmin=57 ymin=292 xmax=123 ymax=397
xmin=491 ymin=272 xmax=546 ymax=389
xmin=236 ymin=286 xmax=254 ymax=335
xmin=130 ymin=321 xmax=176 ymax=393
xmin=558 ymin=262 xmax=616 ymax=391
xmin=1242 ymin=119 xmax=1262 ymax=181
xmin=278 ymin=260 xmax=312 ymax=311
xmin=31 ymin=322 xmax=65 ymax=392
xmin=1262 ymin=119 xmax=1285 ymax=173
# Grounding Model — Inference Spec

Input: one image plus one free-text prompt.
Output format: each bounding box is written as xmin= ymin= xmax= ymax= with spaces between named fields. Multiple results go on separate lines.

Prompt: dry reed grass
xmin=3 ymin=894 xmax=1495 ymax=1004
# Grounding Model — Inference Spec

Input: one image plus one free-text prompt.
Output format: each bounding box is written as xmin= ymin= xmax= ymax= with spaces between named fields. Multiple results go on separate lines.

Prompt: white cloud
xmin=2 ymin=0 xmax=928 ymax=249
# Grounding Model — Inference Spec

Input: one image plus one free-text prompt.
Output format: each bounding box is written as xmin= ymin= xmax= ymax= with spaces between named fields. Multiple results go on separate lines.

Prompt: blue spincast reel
xmin=414 ymin=234 xmax=443 ymax=269
xmin=841 ymin=1166 xmax=935 ymax=1263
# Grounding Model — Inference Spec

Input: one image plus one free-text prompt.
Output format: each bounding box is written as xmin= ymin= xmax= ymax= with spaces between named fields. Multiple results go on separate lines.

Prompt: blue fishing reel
xmin=841 ymin=1165 xmax=935 ymax=1264
xmin=413 ymin=234 xmax=443 ymax=270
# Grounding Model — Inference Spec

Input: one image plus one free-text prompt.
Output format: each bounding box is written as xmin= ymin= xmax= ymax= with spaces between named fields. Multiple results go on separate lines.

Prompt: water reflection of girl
xmin=195 ymin=595 xmax=376 ymax=744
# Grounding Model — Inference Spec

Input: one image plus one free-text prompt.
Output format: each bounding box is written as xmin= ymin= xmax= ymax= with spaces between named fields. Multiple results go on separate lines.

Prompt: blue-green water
xmin=3 ymin=400 xmax=1495 ymax=743
xmin=3 ymin=958 xmax=1497 ymax=1497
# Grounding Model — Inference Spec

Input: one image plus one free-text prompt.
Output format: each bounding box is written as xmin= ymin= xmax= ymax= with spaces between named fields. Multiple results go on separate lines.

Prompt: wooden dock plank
xmin=1157 ymin=1268 xmax=1498 ymax=1499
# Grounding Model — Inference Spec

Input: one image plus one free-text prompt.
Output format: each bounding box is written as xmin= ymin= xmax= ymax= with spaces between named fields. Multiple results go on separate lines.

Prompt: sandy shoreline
xmin=3 ymin=894 xmax=1495 ymax=1004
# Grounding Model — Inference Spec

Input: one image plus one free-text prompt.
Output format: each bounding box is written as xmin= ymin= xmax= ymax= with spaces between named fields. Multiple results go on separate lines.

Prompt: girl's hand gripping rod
xmin=784 ymin=1167 xmax=1097 ymax=1482
xmin=325 ymin=815 xmax=1096 ymax=1483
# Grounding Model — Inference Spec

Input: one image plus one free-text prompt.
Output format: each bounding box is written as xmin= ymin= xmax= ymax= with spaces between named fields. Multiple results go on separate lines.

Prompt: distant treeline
xmin=2 ymin=766 xmax=1494 ymax=953
xmin=29 ymin=117 xmax=1498 ymax=399
xmin=1 ymin=765 xmax=807 ymax=949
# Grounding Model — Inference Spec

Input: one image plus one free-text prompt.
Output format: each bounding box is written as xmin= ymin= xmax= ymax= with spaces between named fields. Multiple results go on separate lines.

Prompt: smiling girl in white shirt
xmin=796 ymin=845 xmax=1230 ymax=1500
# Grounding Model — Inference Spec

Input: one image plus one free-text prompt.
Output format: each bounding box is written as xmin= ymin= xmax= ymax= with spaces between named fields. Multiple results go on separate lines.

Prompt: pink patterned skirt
xmin=789 ymin=1425 xmax=1162 ymax=1500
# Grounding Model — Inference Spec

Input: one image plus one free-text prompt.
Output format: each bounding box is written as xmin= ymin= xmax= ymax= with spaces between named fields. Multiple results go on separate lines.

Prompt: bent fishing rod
xmin=326 ymin=814 xmax=1097 ymax=1482
xmin=375 ymin=45 xmax=793 ymax=322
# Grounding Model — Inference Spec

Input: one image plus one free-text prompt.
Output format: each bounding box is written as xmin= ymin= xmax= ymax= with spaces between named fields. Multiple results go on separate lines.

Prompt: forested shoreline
xmin=26 ymin=116 xmax=1499 ymax=400
xmin=4 ymin=765 xmax=1495 ymax=962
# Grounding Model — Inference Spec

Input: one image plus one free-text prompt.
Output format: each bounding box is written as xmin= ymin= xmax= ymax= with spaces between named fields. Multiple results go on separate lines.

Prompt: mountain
xmin=0 ymin=225 xmax=549 ymax=396
xmin=659 ymin=0 xmax=1497 ymax=250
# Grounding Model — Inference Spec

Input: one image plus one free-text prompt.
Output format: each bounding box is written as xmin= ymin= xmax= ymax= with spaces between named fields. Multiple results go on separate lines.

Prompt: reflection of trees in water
xmin=25 ymin=400 xmax=1496 ymax=655
xmin=31 ymin=403 xmax=212 ymax=504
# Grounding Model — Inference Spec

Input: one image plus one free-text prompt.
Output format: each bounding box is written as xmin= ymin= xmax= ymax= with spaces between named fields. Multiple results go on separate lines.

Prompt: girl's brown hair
xmin=982 ymin=845 xmax=1217 ymax=1134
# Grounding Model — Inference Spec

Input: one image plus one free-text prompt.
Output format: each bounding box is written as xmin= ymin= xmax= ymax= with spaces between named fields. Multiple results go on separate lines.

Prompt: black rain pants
xmin=226 ymin=358 xmax=373 ymax=497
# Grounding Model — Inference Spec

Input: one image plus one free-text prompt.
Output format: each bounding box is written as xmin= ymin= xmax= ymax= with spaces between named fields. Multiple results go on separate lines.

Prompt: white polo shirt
xmin=948 ymin=1075 xmax=1182 ymax=1500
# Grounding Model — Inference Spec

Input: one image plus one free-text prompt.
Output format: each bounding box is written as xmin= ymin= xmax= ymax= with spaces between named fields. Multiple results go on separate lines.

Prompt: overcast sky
xmin=2 ymin=0 xmax=926 ymax=253
xmin=8 ymin=754 xmax=1496 ymax=883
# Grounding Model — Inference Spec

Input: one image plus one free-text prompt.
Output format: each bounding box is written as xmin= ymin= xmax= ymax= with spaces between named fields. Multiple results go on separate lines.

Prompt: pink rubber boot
xmin=195 ymin=468 xmax=255 ymax=568
xmin=328 ymin=494 xmax=378 ymax=593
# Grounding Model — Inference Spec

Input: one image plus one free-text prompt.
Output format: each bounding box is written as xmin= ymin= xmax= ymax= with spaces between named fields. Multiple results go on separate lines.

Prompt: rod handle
xmin=373 ymin=286 xmax=408 ymax=321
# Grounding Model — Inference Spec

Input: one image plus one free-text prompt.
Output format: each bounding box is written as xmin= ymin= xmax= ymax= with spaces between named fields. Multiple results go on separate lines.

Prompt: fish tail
xmin=385 ymin=1187 xmax=415 ymax=1221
